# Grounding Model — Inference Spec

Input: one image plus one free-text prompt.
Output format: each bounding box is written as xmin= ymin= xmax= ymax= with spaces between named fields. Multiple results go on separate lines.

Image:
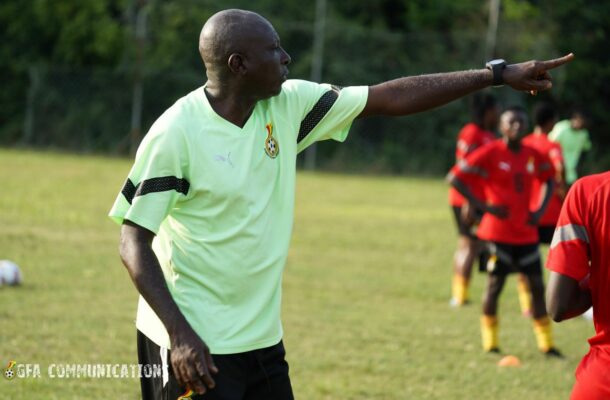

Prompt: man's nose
xmin=281 ymin=48 xmax=291 ymax=65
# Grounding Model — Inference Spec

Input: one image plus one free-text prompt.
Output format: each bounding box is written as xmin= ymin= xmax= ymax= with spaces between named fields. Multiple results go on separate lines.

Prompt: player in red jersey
xmin=546 ymin=172 xmax=610 ymax=399
xmin=448 ymin=106 xmax=562 ymax=356
xmin=449 ymin=93 xmax=499 ymax=307
xmin=523 ymin=101 xmax=565 ymax=244
xmin=513 ymin=102 xmax=565 ymax=317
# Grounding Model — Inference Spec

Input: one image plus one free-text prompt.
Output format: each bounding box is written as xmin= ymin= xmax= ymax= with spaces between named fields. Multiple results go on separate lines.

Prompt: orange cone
xmin=498 ymin=355 xmax=522 ymax=367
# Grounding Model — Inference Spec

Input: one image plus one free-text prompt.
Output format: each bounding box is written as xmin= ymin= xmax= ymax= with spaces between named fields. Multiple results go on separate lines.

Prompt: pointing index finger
xmin=540 ymin=53 xmax=575 ymax=70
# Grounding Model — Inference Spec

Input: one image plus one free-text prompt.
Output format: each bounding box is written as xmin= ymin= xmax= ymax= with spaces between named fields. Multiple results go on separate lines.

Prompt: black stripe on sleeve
xmin=121 ymin=179 xmax=137 ymax=204
xmin=121 ymin=176 xmax=190 ymax=204
xmin=297 ymin=88 xmax=340 ymax=144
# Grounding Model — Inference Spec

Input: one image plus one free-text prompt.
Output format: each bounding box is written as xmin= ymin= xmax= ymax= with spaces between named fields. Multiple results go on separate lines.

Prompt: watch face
xmin=486 ymin=59 xmax=506 ymax=86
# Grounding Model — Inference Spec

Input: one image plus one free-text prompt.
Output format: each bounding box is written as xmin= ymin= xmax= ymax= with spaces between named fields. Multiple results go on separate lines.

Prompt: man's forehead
xmin=502 ymin=110 xmax=526 ymax=120
xmin=249 ymin=18 xmax=279 ymax=39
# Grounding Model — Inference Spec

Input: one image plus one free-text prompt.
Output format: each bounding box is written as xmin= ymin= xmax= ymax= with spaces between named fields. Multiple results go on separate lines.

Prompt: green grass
xmin=0 ymin=149 xmax=594 ymax=399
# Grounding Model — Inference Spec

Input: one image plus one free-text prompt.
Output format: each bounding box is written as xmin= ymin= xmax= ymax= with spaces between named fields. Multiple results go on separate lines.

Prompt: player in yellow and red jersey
xmin=523 ymin=101 xmax=566 ymax=244
xmin=448 ymin=106 xmax=562 ymax=356
xmin=448 ymin=93 xmax=498 ymax=307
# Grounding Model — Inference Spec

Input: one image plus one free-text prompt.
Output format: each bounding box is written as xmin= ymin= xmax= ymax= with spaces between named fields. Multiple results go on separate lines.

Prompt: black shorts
xmin=538 ymin=225 xmax=556 ymax=245
xmin=479 ymin=242 xmax=542 ymax=276
xmin=451 ymin=205 xmax=481 ymax=239
xmin=137 ymin=330 xmax=294 ymax=400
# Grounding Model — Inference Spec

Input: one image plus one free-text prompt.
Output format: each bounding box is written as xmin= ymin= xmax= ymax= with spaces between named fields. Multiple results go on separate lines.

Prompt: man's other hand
xmin=170 ymin=322 xmax=219 ymax=395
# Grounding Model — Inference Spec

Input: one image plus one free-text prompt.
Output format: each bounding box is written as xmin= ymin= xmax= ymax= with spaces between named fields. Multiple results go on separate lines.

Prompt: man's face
xmin=571 ymin=114 xmax=586 ymax=130
xmin=242 ymin=21 xmax=291 ymax=99
xmin=499 ymin=110 xmax=528 ymax=142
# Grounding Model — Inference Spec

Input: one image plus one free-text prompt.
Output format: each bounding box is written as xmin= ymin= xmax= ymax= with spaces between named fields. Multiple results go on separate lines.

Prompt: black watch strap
xmin=486 ymin=59 xmax=507 ymax=87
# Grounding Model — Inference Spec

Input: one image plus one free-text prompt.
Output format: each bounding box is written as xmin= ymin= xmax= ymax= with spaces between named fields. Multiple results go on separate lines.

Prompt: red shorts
xmin=571 ymin=347 xmax=610 ymax=400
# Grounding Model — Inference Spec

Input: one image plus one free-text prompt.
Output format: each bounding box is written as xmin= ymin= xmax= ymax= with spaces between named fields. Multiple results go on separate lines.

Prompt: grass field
xmin=0 ymin=148 xmax=594 ymax=399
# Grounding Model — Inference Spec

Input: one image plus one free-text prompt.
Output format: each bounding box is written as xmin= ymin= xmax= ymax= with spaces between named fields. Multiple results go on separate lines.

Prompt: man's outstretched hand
xmin=170 ymin=321 xmax=219 ymax=395
xmin=504 ymin=53 xmax=574 ymax=93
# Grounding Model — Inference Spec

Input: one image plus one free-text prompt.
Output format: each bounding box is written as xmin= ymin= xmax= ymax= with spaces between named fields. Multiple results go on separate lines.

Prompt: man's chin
xmin=269 ymin=84 xmax=284 ymax=97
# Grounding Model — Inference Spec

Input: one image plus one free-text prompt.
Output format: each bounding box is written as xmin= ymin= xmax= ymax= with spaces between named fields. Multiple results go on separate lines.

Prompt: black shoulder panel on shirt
xmin=121 ymin=176 xmax=190 ymax=204
xmin=297 ymin=88 xmax=340 ymax=144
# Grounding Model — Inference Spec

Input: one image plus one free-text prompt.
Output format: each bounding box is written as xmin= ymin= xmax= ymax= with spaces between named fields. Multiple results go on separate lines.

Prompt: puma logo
xmin=214 ymin=152 xmax=233 ymax=167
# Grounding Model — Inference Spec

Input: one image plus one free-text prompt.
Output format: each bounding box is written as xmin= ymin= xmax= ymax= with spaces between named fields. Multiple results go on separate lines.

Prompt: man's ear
xmin=228 ymin=53 xmax=246 ymax=75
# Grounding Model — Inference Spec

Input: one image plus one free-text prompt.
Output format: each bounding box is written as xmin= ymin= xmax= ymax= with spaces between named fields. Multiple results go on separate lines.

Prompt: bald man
xmin=110 ymin=9 xmax=573 ymax=400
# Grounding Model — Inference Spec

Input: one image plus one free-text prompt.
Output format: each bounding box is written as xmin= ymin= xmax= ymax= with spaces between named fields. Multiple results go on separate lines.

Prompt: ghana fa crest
xmin=264 ymin=123 xmax=279 ymax=159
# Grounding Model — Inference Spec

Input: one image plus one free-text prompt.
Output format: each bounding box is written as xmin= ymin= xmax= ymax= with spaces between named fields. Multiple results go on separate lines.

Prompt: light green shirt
xmin=549 ymin=119 xmax=591 ymax=184
xmin=109 ymin=80 xmax=368 ymax=353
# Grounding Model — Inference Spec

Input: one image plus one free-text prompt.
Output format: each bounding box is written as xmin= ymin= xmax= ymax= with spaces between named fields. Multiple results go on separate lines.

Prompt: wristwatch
xmin=486 ymin=59 xmax=507 ymax=87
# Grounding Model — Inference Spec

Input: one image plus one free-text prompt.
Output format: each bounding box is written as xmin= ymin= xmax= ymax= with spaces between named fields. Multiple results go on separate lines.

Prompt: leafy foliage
xmin=0 ymin=0 xmax=608 ymax=174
